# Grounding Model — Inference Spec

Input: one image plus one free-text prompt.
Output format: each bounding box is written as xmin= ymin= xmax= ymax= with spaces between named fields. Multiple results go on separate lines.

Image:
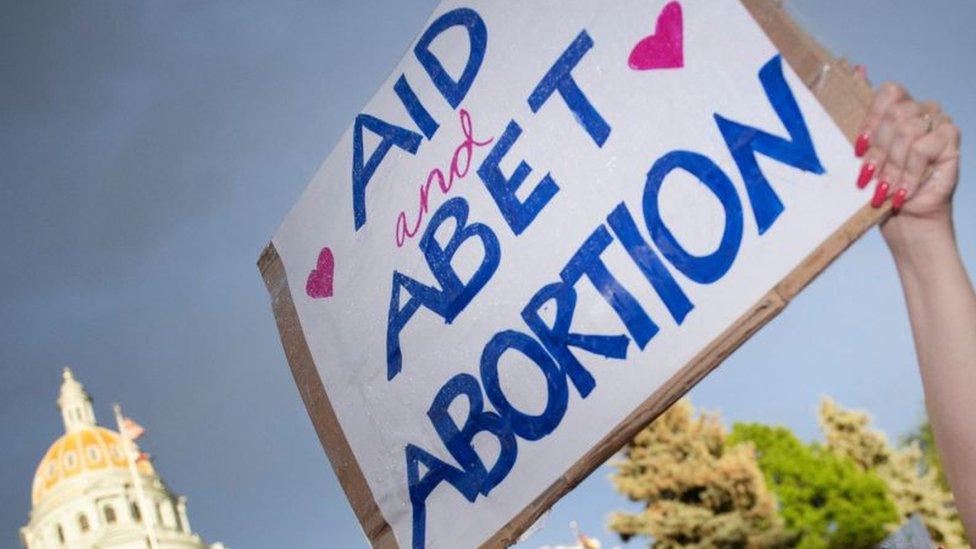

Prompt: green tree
xmin=819 ymin=397 xmax=966 ymax=548
xmin=609 ymin=399 xmax=793 ymax=548
xmin=727 ymin=423 xmax=897 ymax=548
xmin=901 ymin=417 xmax=949 ymax=491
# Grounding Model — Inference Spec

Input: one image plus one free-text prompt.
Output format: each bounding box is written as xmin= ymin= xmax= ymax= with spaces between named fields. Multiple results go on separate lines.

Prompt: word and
xmin=394 ymin=109 xmax=494 ymax=247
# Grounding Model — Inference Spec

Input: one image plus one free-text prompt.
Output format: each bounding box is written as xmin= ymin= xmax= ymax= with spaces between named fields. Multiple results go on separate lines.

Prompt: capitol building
xmin=20 ymin=368 xmax=222 ymax=548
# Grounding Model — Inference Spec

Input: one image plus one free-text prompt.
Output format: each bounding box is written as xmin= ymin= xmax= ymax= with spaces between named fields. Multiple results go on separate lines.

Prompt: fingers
xmin=895 ymin=136 xmax=938 ymax=208
xmin=875 ymin=100 xmax=926 ymax=155
xmin=907 ymin=120 xmax=962 ymax=206
xmin=869 ymin=107 xmax=931 ymax=209
xmin=860 ymin=100 xmax=925 ymax=189
xmin=939 ymin=117 xmax=962 ymax=159
xmin=855 ymin=79 xmax=961 ymax=217
xmin=857 ymin=81 xmax=910 ymax=156
xmin=862 ymin=111 xmax=958 ymax=212
xmin=854 ymin=85 xmax=954 ymax=212
xmin=879 ymin=107 xmax=939 ymax=185
xmin=898 ymin=117 xmax=953 ymax=195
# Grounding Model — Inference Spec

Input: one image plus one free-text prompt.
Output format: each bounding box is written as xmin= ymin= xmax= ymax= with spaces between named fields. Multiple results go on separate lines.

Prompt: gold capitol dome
xmin=20 ymin=367 xmax=223 ymax=549
xmin=31 ymin=370 xmax=156 ymax=507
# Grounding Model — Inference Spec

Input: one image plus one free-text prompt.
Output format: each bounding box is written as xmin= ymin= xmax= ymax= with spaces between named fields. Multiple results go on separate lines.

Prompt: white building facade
xmin=20 ymin=368 xmax=221 ymax=549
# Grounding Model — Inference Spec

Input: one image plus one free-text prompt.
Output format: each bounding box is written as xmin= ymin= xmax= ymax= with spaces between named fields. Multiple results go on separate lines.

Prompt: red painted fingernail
xmin=855 ymin=133 xmax=870 ymax=157
xmin=871 ymin=180 xmax=890 ymax=208
xmin=856 ymin=162 xmax=875 ymax=189
xmin=892 ymin=188 xmax=908 ymax=211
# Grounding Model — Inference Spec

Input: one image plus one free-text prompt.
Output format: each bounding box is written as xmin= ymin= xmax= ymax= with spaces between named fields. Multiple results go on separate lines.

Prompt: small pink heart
xmin=628 ymin=1 xmax=684 ymax=71
xmin=306 ymin=247 xmax=334 ymax=299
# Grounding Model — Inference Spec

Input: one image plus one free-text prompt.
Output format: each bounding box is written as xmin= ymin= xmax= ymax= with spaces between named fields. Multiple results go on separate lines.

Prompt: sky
xmin=0 ymin=1 xmax=973 ymax=548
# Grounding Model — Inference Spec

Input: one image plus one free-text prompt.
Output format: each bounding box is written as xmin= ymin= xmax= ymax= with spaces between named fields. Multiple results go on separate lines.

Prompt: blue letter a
xmin=352 ymin=114 xmax=423 ymax=230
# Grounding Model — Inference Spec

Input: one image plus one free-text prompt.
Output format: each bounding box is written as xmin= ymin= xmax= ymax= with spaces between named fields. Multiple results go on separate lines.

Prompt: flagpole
xmin=114 ymin=403 xmax=161 ymax=549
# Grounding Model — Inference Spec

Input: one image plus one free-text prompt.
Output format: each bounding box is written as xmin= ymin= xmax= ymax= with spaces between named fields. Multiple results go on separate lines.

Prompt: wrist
xmin=885 ymin=212 xmax=958 ymax=273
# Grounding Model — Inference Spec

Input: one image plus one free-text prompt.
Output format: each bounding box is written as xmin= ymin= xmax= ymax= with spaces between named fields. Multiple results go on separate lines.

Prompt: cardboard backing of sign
xmin=258 ymin=0 xmax=882 ymax=546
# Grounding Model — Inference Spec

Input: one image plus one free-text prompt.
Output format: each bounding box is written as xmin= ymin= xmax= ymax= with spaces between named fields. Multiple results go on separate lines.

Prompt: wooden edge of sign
xmin=258 ymin=244 xmax=398 ymax=548
xmin=258 ymin=0 xmax=890 ymax=547
xmin=483 ymin=1 xmax=888 ymax=547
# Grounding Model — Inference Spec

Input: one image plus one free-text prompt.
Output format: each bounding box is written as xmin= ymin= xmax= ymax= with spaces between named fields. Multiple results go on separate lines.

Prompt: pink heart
xmin=628 ymin=1 xmax=684 ymax=71
xmin=306 ymin=247 xmax=334 ymax=299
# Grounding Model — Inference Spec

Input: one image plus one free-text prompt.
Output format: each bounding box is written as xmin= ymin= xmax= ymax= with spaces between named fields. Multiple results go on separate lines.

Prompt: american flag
xmin=121 ymin=416 xmax=146 ymax=441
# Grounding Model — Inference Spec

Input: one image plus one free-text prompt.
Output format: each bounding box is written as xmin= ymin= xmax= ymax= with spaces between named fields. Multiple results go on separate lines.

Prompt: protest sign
xmin=259 ymin=1 xmax=880 ymax=547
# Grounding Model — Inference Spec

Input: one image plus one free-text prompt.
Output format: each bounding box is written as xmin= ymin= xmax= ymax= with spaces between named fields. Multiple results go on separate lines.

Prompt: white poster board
xmin=268 ymin=1 xmax=866 ymax=547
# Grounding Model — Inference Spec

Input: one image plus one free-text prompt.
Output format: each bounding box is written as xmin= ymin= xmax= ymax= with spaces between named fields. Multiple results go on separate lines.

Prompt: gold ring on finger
xmin=923 ymin=113 xmax=934 ymax=133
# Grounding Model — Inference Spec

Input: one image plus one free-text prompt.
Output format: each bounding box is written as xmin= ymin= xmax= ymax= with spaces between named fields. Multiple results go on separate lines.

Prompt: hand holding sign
xmin=855 ymin=82 xmax=960 ymax=218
